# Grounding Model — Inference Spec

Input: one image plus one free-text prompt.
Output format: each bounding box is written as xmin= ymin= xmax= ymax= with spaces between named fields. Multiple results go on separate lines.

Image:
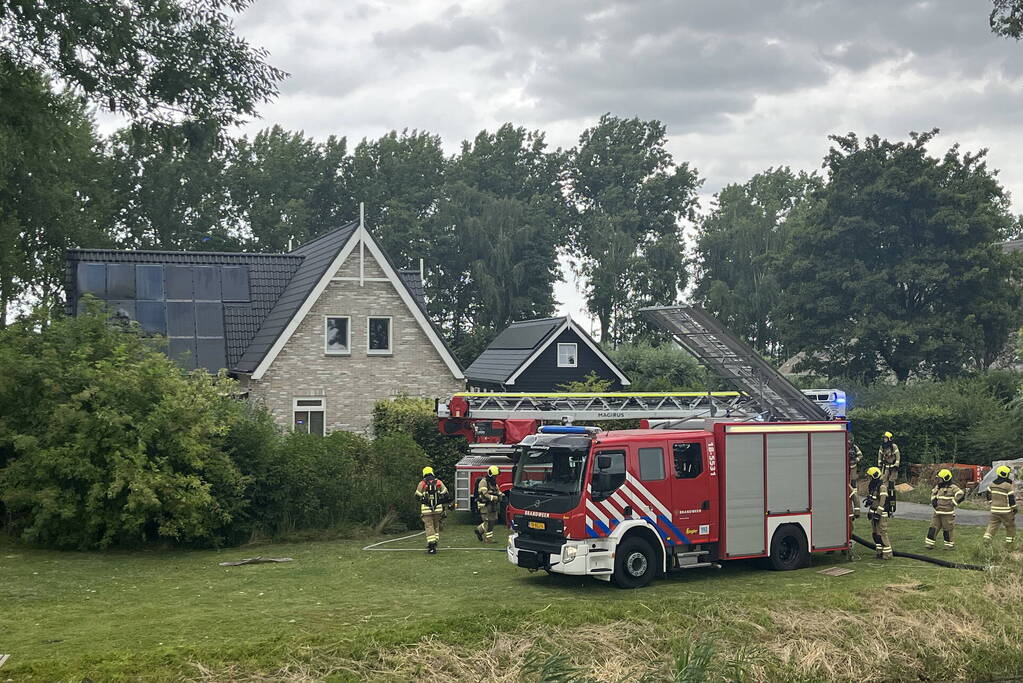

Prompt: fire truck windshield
xmin=513 ymin=445 xmax=589 ymax=495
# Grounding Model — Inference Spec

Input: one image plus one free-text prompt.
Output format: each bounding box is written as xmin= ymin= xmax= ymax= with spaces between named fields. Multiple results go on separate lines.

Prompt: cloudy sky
xmin=228 ymin=0 xmax=1023 ymax=330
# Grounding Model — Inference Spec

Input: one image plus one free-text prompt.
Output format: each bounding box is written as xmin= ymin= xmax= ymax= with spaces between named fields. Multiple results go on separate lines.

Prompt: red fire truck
xmin=506 ymin=420 xmax=850 ymax=588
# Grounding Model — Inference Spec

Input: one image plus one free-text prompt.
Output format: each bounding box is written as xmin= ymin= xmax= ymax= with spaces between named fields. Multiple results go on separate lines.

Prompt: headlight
xmin=562 ymin=545 xmax=578 ymax=564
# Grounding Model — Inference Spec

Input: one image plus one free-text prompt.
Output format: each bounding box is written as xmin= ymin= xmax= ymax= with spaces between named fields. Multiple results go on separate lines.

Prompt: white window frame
xmin=367 ymin=315 xmax=393 ymax=355
xmin=293 ymin=397 xmax=326 ymax=436
xmin=557 ymin=342 xmax=578 ymax=368
xmin=323 ymin=315 xmax=351 ymax=356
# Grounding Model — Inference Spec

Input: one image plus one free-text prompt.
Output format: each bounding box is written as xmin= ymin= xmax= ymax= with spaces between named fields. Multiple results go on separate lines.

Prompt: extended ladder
xmin=641 ymin=306 xmax=829 ymax=421
xmin=439 ymin=391 xmax=763 ymax=422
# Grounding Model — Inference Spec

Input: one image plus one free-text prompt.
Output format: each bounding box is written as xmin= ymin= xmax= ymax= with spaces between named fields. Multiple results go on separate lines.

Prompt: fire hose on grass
xmin=850 ymin=533 xmax=987 ymax=571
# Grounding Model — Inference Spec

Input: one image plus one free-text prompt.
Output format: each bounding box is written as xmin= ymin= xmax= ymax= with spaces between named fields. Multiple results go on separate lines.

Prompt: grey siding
xmin=510 ymin=329 xmax=624 ymax=392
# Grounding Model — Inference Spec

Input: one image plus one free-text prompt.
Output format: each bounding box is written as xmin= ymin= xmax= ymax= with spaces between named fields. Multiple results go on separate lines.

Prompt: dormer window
xmin=558 ymin=343 xmax=577 ymax=368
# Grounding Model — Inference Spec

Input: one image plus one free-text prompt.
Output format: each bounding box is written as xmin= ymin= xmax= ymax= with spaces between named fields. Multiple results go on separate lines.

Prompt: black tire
xmin=612 ymin=536 xmax=657 ymax=588
xmin=769 ymin=525 xmax=810 ymax=571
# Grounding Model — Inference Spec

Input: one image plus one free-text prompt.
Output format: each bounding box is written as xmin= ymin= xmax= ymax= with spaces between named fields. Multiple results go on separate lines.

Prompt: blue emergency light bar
xmin=538 ymin=426 xmax=590 ymax=434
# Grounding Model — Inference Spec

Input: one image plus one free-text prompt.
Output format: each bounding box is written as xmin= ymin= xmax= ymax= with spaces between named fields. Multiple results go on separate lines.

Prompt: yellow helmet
xmin=883 ymin=431 xmax=893 ymax=439
xmin=422 ymin=466 xmax=434 ymax=476
xmin=866 ymin=466 xmax=881 ymax=479
xmin=938 ymin=468 xmax=953 ymax=482
xmin=487 ymin=465 xmax=500 ymax=476
xmin=996 ymin=465 xmax=1011 ymax=478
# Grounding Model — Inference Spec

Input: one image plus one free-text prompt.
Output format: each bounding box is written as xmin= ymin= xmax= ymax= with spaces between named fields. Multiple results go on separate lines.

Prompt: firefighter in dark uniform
xmin=474 ymin=465 xmax=502 ymax=544
xmin=415 ymin=466 xmax=449 ymax=554
xmin=877 ymin=431 xmax=900 ymax=485
xmin=849 ymin=438 xmax=863 ymax=519
xmin=925 ymin=468 xmax=964 ymax=550
xmin=984 ymin=465 xmax=1016 ymax=547
xmin=866 ymin=467 xmax=893 ymax=560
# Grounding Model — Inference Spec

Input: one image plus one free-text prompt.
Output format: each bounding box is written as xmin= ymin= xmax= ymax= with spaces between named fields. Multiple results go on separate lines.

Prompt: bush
xmin=607 ymin=342 xmax=708 ymax=391
xmin=0 ymin=307 xmax=252 ymax=549
xmin=372 ymin=395 xmax=467 ymax=485
xmin=848 ymin=374 xmax=1023 ymax=465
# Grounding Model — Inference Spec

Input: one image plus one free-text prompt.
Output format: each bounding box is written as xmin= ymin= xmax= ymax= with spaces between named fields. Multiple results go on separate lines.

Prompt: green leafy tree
xmin=991 ymin=0 xmax=1023 ymax=38
xmin=106 ymin=121 xmax=239 ymax=251
xmin=558 ymin=371 xmax=614 ymax=393
xmin=0 ymin=60 xmax=112 ymax=324
xmin=228 ymin=125 xmax=352 ymax=251
xmin=567 ymin=114 xmax=701 ymax=345
xmin=0 ymin=0 xmax=285 ymax=125
xmin=777 ymin=130 xmax=1022 ymax=383
xmin=430 ymin=125 xmax=570 ymax=360
xmin=345 ymin=129 xmax=446 ymax=268
xmin=0 ymin=305 xmax=253 ymax=548
xmin=694 ymin=168 xmax=821 ymax=362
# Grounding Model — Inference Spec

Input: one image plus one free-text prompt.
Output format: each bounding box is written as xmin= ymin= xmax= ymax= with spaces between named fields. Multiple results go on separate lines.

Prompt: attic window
xmin=325 ymin=316 xmax=350 ymax=355
xmin=558 ymin=343 xmax=577 ymax=368
xmin=368 ymin=316 xmax=392 ymax=355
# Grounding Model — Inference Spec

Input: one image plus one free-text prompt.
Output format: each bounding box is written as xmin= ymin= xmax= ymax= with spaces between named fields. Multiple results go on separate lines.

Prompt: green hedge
xmin=372 ymin=395 xmax=468 ymax=485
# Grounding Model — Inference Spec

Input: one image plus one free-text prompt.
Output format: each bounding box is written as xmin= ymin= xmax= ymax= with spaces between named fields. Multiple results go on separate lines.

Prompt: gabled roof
xmin=66 ymin=220 xmax=463 ymax=379
xmin=465 ymin=316 xmax=630 ymax=386
xmin=1003 ymin=238 xmax=1023 ymax=253
xmin=234 ymin=221 xmax=358 ymax=373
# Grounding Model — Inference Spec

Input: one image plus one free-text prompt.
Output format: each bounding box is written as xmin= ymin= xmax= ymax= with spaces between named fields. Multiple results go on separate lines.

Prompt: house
xmin=66 ymin=218 xmax=464 ymax=434
xmin=465 ymin=316 xmax=630 ymax=392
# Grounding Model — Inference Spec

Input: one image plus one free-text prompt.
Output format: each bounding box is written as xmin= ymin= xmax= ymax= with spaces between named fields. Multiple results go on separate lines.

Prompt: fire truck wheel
xmin=768 ymin=524 xmax=809 ymax=571
xmin=613 ymin=536 xmax=657 ymax=589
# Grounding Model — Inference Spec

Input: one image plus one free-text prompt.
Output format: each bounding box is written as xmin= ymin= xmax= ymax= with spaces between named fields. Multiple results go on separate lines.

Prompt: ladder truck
xmin=444 ymin=306 xmax=852 ymax=587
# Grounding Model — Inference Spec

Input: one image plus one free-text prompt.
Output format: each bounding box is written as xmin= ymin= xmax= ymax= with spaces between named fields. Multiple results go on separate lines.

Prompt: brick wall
xmin=248 ymin=247 xmax=463 ymax=434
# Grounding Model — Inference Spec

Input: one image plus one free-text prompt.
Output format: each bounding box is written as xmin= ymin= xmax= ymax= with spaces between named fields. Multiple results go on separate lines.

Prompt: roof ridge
xmin=290 ymin=220 xmax=360 ymax=255
xmin=68 ymin=248 xmax=301 ymax=258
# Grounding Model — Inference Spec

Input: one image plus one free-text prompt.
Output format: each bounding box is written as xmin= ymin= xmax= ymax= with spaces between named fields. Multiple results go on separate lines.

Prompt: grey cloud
xmin=373 ymin=5 xmax=501 ymax=53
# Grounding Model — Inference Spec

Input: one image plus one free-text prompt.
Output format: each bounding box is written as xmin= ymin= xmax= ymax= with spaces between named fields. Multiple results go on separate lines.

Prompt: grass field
xmin=3 ymin=515 xmax=1022 ymax=682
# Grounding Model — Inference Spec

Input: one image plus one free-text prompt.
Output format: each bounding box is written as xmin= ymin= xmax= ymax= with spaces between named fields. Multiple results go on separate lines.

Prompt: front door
xmin=668 ymin=436 xmax=718 ymax=545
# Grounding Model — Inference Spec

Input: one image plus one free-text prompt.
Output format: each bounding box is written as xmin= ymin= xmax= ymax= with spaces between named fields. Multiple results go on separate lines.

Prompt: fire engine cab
xmin=507 ymin=421 xmax=850 ymax=588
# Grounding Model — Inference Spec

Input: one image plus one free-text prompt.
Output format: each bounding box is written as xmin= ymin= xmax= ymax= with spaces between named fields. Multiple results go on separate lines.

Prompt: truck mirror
xmin=597 ymin=455 xmax=612 ymax=470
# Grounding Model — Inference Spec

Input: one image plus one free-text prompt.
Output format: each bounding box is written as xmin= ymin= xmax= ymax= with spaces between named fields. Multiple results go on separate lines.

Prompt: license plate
xmin=528 ymin=521 xmax=545 ymax=530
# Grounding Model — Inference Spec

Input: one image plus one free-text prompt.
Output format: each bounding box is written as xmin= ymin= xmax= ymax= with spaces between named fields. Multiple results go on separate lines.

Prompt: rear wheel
xmin=769 ymin=525 xmax=809 ymax=571
xmin=613 ymin=536 xmax=657 ymax=588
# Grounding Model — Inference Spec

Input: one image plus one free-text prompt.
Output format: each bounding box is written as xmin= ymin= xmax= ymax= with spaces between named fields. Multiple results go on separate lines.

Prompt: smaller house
xmin=465 ymin=316 xmax=630 ymax=392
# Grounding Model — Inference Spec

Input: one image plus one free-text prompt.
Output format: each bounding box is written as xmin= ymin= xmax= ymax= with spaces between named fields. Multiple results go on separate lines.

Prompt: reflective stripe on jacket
xmin=416 ymin=477 xmax=448 ymax=513
xmin=988 ymin=480 xmax=1017 ymax=513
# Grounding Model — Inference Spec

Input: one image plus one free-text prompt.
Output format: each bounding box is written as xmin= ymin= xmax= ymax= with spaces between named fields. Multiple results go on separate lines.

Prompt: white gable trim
xmin=250 ymin=233 xmax=361 ymax=380
xmin=360 ymin=229 xmax=464 ymax=378
xmin=251 ymin=223 xmax=464 ymax=381
xmin=505 ymin=318 xmax=631 ymax=386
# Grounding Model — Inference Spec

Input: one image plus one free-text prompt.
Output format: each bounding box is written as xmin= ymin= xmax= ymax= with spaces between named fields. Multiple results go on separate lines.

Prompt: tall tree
xmin=0 ymin=59 xmax=111 ymax=324
xmin=431 ymin=124 xmax=570 ymax=358
xmin=345 ymin=130 xmax=445 ymax=268
xmin=694 ymin=168 xmax=821 ymax=362
xmin=228 ymin=126 xmax=351 ymax=251
xmin=776 ymin=130 xmax=1022 ymax=383
xmin=107 ymin=121 xmax=238 ymax=251
xmin=0 ymin=0 xmax=284 ymax=125
xmin=991 ymin=0 xmax=1023 ymax=38
xmin=567 ymin=114 xmax=701 ymax=345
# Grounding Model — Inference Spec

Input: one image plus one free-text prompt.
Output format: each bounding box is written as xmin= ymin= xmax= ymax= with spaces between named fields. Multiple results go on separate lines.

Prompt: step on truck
xmin=506 ymin=420 xmax=850 ymax=588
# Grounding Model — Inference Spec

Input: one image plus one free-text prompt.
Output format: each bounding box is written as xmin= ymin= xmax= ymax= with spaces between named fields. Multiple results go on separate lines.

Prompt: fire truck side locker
xmin=716 ymin=422 xmax=849 ymax=560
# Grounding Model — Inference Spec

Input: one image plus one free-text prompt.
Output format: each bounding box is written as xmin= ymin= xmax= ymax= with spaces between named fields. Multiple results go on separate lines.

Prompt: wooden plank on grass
xmin=0 ymin=654 xmax=10 ymax=669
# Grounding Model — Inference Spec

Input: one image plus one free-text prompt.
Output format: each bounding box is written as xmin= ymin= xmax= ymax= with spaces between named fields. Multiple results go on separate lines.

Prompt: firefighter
xmin=865 ymin=467 xmax=893 ymax=560
xmin=415 ymin=466 xmax=449 ymax=554
xmin=925 ymin=468 xmax=965 ymax=550
xmin=983 ymin=465 xmax=1017 ymax=546
xmin=474 ymin=465 xmax=502 ymax=543
xmin=849 ymin=438 xmax=863 ymax=519
xmin=877 ymin=431 xmax=901 ymax=485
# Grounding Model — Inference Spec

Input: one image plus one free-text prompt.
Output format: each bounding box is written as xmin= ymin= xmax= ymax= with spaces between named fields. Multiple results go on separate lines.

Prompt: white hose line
xmin=361 ymin=531 xmax=504 ymax=552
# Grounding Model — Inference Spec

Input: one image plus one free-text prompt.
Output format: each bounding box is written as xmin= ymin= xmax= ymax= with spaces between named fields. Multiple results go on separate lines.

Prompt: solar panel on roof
xmin=195 ymin=302 xmax=224 ymax=337
xmin=167 ymin=302 xmax=195 ymax=337
xmin=194 ymin=266 xmax=221 ymax=300
xmin=221 ymin=266 xmax=249 ymax=302
xmin=106 ymin=264 xmax=136 ymax=299
xmin=77 ymin=263 xmax=106 ymax=297
xmin=196 ymin=338 xmax=227 ymax=371
xmin=488 ymin=319 xmax=562 ymax=349
xmin=169 ymin=338 xmax=197 ymax=370
xmin=166 ymin=265 xmax=193 ymax=300
xmin=136 ymin=265 xmax=164 ymax=300
xmin=136 ymin=302 xmax=167 ymax=334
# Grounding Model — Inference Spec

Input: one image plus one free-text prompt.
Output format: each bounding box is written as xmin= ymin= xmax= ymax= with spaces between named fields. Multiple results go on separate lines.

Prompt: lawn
xmin=3 ymin=515 xmax=1022 ymax=682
